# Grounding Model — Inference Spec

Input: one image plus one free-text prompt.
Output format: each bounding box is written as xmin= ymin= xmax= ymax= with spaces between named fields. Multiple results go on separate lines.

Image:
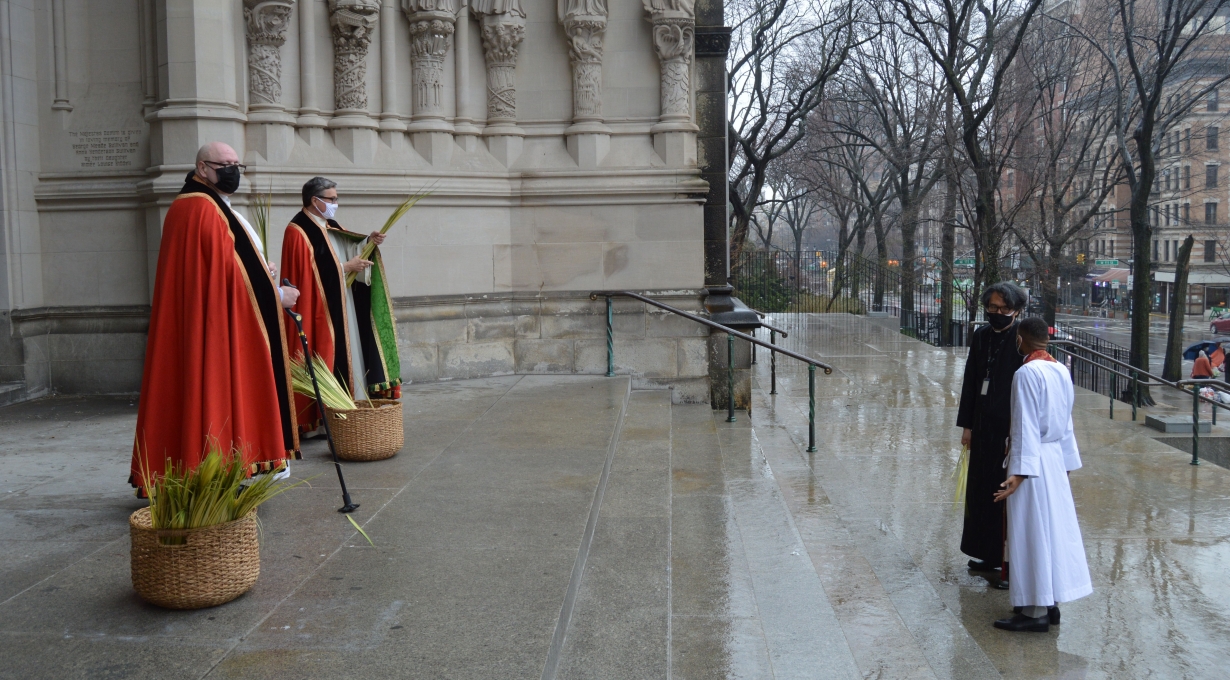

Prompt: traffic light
xmin=1076 ymin=253 xmax=1086 ymax=265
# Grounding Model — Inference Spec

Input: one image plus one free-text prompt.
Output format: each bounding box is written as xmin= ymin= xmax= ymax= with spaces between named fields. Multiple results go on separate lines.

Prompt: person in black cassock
xmin=956 ymin=281 xmax=1028 ymax=584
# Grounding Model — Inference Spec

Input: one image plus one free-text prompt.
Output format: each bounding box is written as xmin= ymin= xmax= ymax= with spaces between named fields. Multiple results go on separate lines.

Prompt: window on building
xmin=1007 ymin=171 xmax=1014 ymax=189
xmin=1210 ymin=126 xmax=1220 ymax=150
xmin=1184 ymin=203 xmax=1191 ymax=222
xmin=1165 ymin=203 xmax=1172 ymax=225
xmin=1185 ymin=165 xmax=1192 ymax=189
xmin=1175 ymin=131 xmax=1181 ymax=154
xmin=1154 ymin=239 xmax=1160 ymax=259
xmin=1207 ymin=202 xmax=1218 ymax=225
xmin=1208 ymin=164 xmax=1219 ymax=188
xmin=1187 ymin=128 xmax=1193 ymax=153
xmin=1165 ymin=240 xmax=1171 ymax=261
xmin=1152 ymin=205 xmax=1159 ymax=225
xmin=1109 ymin=240 xmax=1115 ymax=257
xmin=1165 ymin=170 xmax=1172 ymax=191
xmin=1210 ymin=89 xmax=1220 ymax=112
xmin=1206 ymin=240 xmax=1218 ymax=263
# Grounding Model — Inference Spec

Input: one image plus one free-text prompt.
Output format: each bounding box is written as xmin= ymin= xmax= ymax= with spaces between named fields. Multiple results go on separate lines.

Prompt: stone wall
xmin=0 ymin=0 xmax=710 ymax=398
xmin=396 ymin=291 xmax=710 ymax=402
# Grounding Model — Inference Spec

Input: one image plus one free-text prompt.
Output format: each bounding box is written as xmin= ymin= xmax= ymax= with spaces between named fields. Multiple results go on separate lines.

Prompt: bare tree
xmin=893 ymin=0 xmax=1047 ymax=312
xmin=1008 ymin=11 xmax=1121 ymax=326
xmin=727 ymin=0 xmax=861 ymax=266
xmin=837 ymin=19 xmax=946 ymax=316
xmin=1079 ymin=0 xmax=1230 ymax=390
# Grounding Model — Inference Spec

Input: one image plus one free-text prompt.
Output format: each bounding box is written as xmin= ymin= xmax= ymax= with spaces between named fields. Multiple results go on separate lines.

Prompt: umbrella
xmin=1184 ymin=341 xmax=1221 ymax=360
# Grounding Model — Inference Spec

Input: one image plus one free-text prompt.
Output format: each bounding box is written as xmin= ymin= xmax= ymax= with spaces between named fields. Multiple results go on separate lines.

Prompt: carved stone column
xmin=644 ymin=0 xmax=697 ymax=166
xmin=329 ymin=0 xmax=381 ymax=162
xmin=559 ymin=0 xmax=609 ymax=167
xmin=473 ymin=0 xmax=524 ymax=165
xmin=403 ymin=0 xmax=457 ymax=164
xmin=244 ymin=0 xmax=296 ymax=162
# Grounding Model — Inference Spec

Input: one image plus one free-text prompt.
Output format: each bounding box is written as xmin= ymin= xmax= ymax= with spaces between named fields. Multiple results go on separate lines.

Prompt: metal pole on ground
xmin=1132 ymin=369 xmax=1138 ymax=421
xmin=727 ymin=334 xmax=736 ymax=423
xmin=807 ymin=364 xmax=817 ymax=453
xmin=751 ymin=328 xmax=756 ymax=365
xmin=1192 ymin=386 xmax=1201 ymax=466
xmin=1110 ymin=370 xmax=1116 ymax=420
xmin=605 ymin=296 xmax=614 ymax=377
xmin=770 ymin=329 xmax=777 ymax=395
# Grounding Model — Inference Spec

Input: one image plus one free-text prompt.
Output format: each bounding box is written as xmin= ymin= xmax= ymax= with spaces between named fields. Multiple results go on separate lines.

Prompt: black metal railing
xmin=1049 ymin=339 xmax=1230 ymax=465
xmin=1051 ymin=323 xmax=1132 ymax=401
xmin=591 ymin=291 xmax=834 ymax=452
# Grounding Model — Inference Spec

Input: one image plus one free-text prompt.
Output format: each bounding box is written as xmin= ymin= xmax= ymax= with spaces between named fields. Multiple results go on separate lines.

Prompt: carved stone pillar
xmin=644 ymin=0 xmax=697 ymax=166
xmin=244 ymin=0 xmax=296 ymax=162
xmin=473 ymin=0 xmax=524 ymax=165
xmin=559 ymin=0 xmax=609 ymax=167
xmin=330 ymin=0 xmax=381 ymax=162
xmin=403 ymin=0 xmax=457 ymax=164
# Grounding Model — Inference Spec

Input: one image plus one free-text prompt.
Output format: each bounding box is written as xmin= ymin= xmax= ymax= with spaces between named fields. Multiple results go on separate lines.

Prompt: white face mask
xmin=316 ymin=197 xmax=338 ymax=220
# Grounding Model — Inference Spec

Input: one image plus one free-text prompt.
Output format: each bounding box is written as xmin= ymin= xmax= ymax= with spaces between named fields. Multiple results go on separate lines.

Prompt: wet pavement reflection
xmin=745 ymin=314 xmax=1230 ymax=679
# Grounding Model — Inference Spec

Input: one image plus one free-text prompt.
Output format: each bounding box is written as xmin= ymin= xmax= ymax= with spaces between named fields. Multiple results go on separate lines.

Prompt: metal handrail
xmin=591 ymin=290 xmax=833 ymax=453
xmin=1050 ymin=339 xmax=1230 ymax=465
xmin=591 ymin=291 xmax=830 ymax=372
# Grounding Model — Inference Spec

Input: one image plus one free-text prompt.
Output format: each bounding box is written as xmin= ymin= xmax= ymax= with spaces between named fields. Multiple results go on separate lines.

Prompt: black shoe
xmin=992 ymin=579 xmax=1009 ymax=590
xmin=994 ymin=612 xmax=1049 ymax=632
xmin=968 ymin=559 xmax=1000 ymax=572
xmin=1014 ymin=606 xmax=1060 ymax=624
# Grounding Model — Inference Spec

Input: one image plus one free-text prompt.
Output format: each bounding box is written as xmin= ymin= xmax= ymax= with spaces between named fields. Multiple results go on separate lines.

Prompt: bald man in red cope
xmin=130 ymin=142 xmax=301 ymax=492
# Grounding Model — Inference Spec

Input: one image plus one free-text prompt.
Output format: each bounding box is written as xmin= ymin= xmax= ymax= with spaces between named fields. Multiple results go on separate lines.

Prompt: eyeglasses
xmin=984 ymin=304 xmax=1016 ymax=314
xmin=314 ymin=195 xmax=338 ymax=204
xmin=203 ymin=160 xmax=247 ymax=173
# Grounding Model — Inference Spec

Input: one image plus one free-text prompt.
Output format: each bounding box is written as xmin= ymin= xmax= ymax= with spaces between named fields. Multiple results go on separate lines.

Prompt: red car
xmin=1211 ymin=316 xmax=1230 ymax=334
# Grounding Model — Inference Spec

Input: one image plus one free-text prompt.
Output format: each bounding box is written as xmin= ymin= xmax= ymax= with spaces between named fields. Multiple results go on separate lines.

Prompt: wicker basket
xmin=324 ymin=399 xmax=404 ymax=461
xmin=129 ymin=507 xmax=260 ymax=609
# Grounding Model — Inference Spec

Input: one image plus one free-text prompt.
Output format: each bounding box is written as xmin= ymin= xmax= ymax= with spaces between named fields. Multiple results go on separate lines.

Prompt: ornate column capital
xmin=328 ymin=0 xmax=381 ymax=117
xmin=403 ymin=0 xmax=457 ymax=128
xmin=643 ymin=0 xmax=695 ymax=129
xmin=474 ymin=1 xmax=525 ymax=130
xmin=243 ymin=0 xmax=296 ymax=110
xmin=558 ymin=0 xmax=608 ymax=129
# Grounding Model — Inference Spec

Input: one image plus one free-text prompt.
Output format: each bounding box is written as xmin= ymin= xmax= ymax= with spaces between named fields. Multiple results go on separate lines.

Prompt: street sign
xmin=1112 ymin=280 xmax=1121 ymax=289
xmin=1095 ymin=259 xmax=1119 ymax=266
xmin=1127 ymin=275 xmax=1134 ymax=287
xmin=954 ymin=258 xmax=975 ymax=266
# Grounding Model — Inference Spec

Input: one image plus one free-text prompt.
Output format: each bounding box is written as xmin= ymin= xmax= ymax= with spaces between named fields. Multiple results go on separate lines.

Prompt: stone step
xmin=554 ymin=389 xmax=672 ymax=678
xmin=0 ymin=382 xmax=25 ymax=408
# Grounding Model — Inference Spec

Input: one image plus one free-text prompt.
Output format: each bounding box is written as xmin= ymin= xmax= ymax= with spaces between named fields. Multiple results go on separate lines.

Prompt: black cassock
xmin=956 ymin=321 xmax=1024 ymax=563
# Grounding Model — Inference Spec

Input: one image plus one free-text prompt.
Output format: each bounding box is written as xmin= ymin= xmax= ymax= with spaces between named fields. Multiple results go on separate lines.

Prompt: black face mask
xmin=212 ymin=164 xmax=241 ymax=194
xmin=988 ymin=312 xmax=1016 ymax=330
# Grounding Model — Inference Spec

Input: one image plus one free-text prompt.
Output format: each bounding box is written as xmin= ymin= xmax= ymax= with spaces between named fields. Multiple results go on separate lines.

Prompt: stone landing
xmin=1 ymin=317 xmax=1228 ymax=678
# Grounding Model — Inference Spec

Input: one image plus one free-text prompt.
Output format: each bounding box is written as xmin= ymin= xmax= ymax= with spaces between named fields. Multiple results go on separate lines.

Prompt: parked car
xmin=1027 ymin=296 xmax=1045 ymax=314
xmin=1210 ymin=316 xmax=1230 ymax=335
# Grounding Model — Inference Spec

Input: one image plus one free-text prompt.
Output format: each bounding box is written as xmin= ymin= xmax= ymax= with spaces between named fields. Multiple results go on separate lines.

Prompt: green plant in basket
xmin=140 ymin=442 xmax=311 ymax=542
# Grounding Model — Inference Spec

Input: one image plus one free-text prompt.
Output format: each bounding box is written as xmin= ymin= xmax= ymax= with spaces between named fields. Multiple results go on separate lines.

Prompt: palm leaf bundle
xmin=290 ymin=353 xmax=359 ymax=411
xmin=952 ymin=445 xmax=970 ymax=505
xmin=141 ymin=443 xmax=310 ymax=536
xmin=250 ymin=184 xmax=273 ymax=260
xmin=345 ymin=186 xmax=435 ymax=286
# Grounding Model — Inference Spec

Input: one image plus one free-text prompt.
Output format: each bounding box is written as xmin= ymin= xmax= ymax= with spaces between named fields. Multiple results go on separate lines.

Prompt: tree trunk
xmin=900 ymin=203 xmax=917 ymax=315
xmin=940 ymin=179 xmax=956 ymax=345
xmin=1129 ymin=131 xmax=1157 ymax=403
xmin=1163 ymin=236 xmax=1195 ymax=382
xmin=1041 ymin=244 xmax=1062 ymax=328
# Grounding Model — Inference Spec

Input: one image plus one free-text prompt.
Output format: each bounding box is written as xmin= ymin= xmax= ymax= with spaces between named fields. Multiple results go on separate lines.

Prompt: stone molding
xmin=243 ymin=0 xmax=296 ymax=107
xmin=643 ymin=0 xmax=695 ymax=130
xmin=403 ymin=0 xmax=457 ymax=125
xmin=558 ymin=0 xmax=607 ymax=127
xmin=329 ymin=0 xmax=381 ymax=113
xmin=9 ymin=305 xmax=151 ymax=338
xmin=693 ymin=25 xmax=731 ymax=56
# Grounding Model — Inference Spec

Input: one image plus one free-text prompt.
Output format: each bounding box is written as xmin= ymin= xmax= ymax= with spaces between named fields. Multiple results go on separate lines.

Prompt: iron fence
xmin=732 ymin=249 xmax=974 ymax=347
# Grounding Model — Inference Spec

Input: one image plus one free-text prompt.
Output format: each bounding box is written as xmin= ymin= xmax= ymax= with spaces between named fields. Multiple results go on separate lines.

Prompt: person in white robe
xmin=993 ymin=317 xmax=1092 ymax=632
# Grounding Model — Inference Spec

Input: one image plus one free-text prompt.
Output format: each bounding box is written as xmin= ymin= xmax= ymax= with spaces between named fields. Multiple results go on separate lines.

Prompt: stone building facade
xmin=0 ymin=0 xmax=731 ymax=404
